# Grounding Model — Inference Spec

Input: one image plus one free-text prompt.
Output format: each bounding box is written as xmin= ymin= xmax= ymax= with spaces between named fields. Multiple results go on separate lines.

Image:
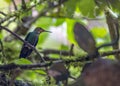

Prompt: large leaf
xmin=66 ymin=19 xmax=76 ymax=44
xmin=4 ymin=0 xmax=11 ymax=4
xmin=90 ymin=27 xmax=109 ymax=46
xmin=90 ymin=27 xmax=107 ymax=38
xmin=35 ymin=17 xmax=53 ymax=29
xmin=78 ymin=0 xmax=96 ymax=18
xmin=21 ymin=70 xmax=46 ymax=85
xmin=64 ymin=0 xmax=79 ymax=17
xmin=53 ymin=18 xmax=65 ymax=26
xmin=13 ymin=58 xmax=32 ymax=65
xmin=74 ymin=22 xmax=96 ymax=54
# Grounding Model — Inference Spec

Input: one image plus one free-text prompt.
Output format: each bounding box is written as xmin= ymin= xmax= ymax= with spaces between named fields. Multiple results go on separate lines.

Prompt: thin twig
xmin=0 ymin=40 xmax=7 ymax=64
xmin=69 ymin=44 xmax=74 ymax=57
xmin=4 ymin=17 xmax=17 ymax=27
xmin=42 ymin=15 xmax=104 ymax=20
xmin=21 ymin=0 xmax=27 ymax=10
xmin=101 ymin=49 xmax=120 ymax=57
xmin=0 ymin=40 xmax=5 ymax=57
xmin=26 ymin=0 xmax=44 ymax=11
xmin=12 ymin=0 xmax=18 ymax=10
xmin=0 ymin=14 xmax=16 ymax=24
xmin=41 ymin=49 xmax=74 ymax=56
xmin=0 ymin=11 xmax=7 ymax=16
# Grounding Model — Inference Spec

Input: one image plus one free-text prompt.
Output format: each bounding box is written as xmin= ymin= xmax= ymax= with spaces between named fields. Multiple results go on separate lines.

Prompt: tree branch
xmin=41 ymin=49 xmax=74 ymax=56
xmin=0 ymin=14 xmax=16 ymax=24
xmin=0 ymin=11 xmax=7 ymax=16
xmin=12 ymin=0 xmax=18 ymax=10
xmin=0 ymin=49 xmax=120 ymax=71
xmin=21 ymin=0 xmax=27 ymax=10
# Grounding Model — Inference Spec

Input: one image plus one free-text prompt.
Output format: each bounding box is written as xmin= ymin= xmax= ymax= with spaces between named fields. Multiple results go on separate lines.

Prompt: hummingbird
xmin=19 ymin=27 xmax=51 ymax=58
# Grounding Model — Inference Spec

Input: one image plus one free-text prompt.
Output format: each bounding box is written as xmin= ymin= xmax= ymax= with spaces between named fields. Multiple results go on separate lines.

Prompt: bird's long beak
xmin=44 ymin=30 xmax=52 ymax=33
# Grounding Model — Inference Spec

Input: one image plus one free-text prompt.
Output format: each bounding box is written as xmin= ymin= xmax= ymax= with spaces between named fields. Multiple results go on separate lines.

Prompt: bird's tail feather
xmin=19 ymin=47 xmax=33 ymax=58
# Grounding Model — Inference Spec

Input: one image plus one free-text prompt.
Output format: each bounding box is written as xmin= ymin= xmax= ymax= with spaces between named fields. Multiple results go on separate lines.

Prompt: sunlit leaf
xmin=64 ymin=0 xmax=79 ymax=17
xmin=0 ymin=31 xmax=3 ymax=39
xmin=13 ymin=58 xmax=32 ymax=65
xmin=20 ymin=70 xmax=47 ymax=85
xmin=66 ymin=19 xmax=76 ymax=44
xmin=78 ymin=0 xmax=96 ymax=17
xmin=53 ymin=18 xmax=65 ymax=26
xmin=4 ymin=0 xmax=11 ymax=4
xmin=90 ymin=27 xmax=107 ymax=38
xmin=90 ymin=27 xmax=111 ymax=48
xmin=35 ymin=70 xmax=46 ymax=75
xmin=35 ymin=17 xmax=53 ymax=29
xmin=60 ymin=44 xmax=69 ymax=50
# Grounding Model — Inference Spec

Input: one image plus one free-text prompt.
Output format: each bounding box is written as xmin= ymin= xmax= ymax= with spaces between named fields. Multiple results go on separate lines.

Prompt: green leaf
xmin=64 ymin=0 xmax=79 ymax=17
xmin=90 ymin=27 xmax=110 ymax=47
xmin=35 ymin=17 xmax=53 ymax=29
xmin=53 ymin=18 xmax=65 ymax=26
xmin=35 ymin=70 xmax=46 ymax=75
xmin=37 ymin=32 xmax=51 ymax=46
xmin=20 ymin=70 xmax=46 ymax=85
xmin=0 ymin=31 xmax=3 ymax=39
xmin=22 ymin=70 xmax=39 ymax=80
xmin=78 ymin=0 xmax=96 ymax=17
xmin=4 ymin=0 xmax=11 ymax=4
xmin=66 ymin=19 xmax=76 ymax=44
xmin=13 ymin=58 xmax=32 ymax=65
xmin=60 ymin=44 xmax=69 ymax=50
xmin=90 ymin=27 xmax=107 ymax=38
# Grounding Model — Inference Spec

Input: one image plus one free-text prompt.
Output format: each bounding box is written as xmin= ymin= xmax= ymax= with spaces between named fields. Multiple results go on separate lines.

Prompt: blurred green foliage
xmin=0 ymin=0 xmax=119 ymax=85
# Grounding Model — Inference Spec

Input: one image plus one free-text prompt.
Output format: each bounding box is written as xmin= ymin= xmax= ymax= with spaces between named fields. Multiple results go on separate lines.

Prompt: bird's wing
xmin=19 ymin=46 xmax=32 ymax=58
xmin=25 ymin=32 xmax=38 ymax=46
xmin=25 ymin=32 xmax=31 ymax=41
xmin=33 ymin=36 xmax=38 ymax=46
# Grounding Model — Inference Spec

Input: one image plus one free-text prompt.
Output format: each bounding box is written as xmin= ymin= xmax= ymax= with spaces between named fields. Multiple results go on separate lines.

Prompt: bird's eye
xmin=40 ymin=30 xmax=42 ymax=31
xmin=40 ymin=29 xmax=44 ymax=32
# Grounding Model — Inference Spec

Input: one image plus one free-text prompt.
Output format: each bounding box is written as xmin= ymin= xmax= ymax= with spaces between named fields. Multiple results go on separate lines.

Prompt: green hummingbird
xmin=19 ymin=27 xmax=51 ymax=58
